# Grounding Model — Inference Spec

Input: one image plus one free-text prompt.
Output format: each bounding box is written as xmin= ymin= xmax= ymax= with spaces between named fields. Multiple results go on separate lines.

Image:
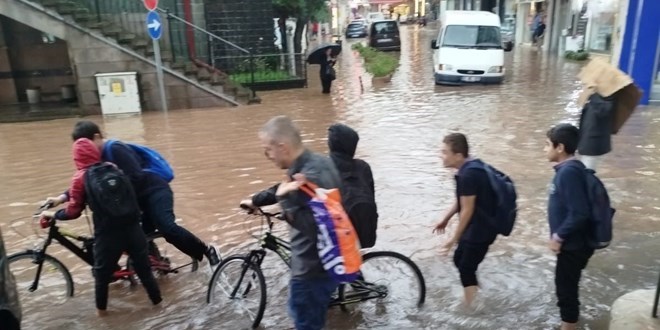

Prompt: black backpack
xmin=567 ymin=162 xmax=616 ymax=249
xmin=84 ymin=163 xmax=140 ymax=225
xmin=463 ymin=159 xmax=518 ymax=236
xmin=340 ymin=169 xmax=378 ymax=248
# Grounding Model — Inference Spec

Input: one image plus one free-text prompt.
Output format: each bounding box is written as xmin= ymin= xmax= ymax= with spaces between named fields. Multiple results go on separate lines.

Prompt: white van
xmin=366 ymin=12 xmax=385 ymax=24
xmin=432 ymin=11 xmax=512 ymax=85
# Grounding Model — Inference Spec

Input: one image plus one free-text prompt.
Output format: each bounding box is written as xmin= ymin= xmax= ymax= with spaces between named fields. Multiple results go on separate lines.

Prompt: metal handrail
xmin=157 ymin=7 xmax=249 ymax=55
xmin=653 ymin=269 xmax=659 ymax=318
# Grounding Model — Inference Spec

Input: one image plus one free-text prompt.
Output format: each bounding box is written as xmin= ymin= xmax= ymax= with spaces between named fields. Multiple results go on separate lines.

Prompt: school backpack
xmin=567 ymin=163 xmax=616 ymax=249
xmin=84 ymin=163 xmax=141 ymax=224
xmin=103 ymin=139 xmax=174 ymax=182
xmin=340 ymin=171 xmax=378 ymax=248
xmin=463 ymin=159 xmax=518 ymax=236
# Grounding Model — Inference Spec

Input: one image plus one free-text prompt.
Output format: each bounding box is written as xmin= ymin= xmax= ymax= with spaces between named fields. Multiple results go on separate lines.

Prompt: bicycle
xmin=206 ymin=205 xmax=426 ymax=329
xmin=7 ymin=203 xmax=198 ymax=312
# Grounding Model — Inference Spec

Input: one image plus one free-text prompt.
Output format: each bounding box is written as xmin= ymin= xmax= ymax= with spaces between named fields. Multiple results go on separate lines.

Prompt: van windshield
xmin=373 ymin=21 xmax=398 ymax=34
xmin=442 ymin=25 xmax=502 ymax=48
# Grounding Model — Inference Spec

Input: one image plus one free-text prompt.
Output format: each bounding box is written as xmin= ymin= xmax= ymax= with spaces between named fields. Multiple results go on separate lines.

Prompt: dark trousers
xmin=321 ymin=76 xmax=332 ymax=94
xmin=453 ymin=241 xmax=490 ymax=287
xmin=555 ymin=248 xmax=594 ymax=323
xmin=93 ymin=223 xmax=161 ymax=310
xmin=141 ymin=187 xmax=207 ymax=261
xmin=348 ymin=203 xmax=378 ymax=248
xmin=288 ymin=277 xmax=338 ymax=330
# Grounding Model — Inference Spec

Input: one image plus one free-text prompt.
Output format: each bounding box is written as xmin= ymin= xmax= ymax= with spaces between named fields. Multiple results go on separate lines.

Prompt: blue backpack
xmin=103 ymin=139 xmax=174 ymax=182
xmin=568 ymin=163 xmax=615 ymax=249
xmin=463 ymin=159 xmax=518 ymax=236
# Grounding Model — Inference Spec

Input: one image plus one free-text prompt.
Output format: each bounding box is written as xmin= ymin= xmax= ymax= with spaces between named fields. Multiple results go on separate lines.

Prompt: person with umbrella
xmin=308 ymin=44 xmax=341 ymax=94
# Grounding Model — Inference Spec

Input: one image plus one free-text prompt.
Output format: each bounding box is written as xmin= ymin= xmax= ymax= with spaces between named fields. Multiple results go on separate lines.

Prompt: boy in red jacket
xmin=40 ymin=138 xmax=161 ymax=316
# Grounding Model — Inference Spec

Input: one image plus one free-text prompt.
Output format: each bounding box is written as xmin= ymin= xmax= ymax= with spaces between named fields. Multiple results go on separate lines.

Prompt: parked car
xmin=0 ymin=227 xmax=21 ymax=330
xmin=368 ymin=20 xmax=401 ymax=51
xmin=352 ymin=19 xmax=368 ymax=28
xmin=345 ymin=22 xmax=368 ymax=38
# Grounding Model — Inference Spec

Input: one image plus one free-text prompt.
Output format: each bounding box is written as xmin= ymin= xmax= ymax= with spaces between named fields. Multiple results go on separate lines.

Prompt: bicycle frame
xmin=27 ymin=222 xmax=93 ymax=292
xmin=249 ymin=210 xmax=387 ymax=306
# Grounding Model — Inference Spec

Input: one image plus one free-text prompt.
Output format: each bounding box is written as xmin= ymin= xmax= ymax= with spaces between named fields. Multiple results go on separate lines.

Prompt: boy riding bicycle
xmin=39 ymin=138 xmax=161 ymax=316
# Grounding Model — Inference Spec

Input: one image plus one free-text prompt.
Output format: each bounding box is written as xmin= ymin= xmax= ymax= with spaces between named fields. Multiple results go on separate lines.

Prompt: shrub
xmin=352 ymin=43 xmax=399 ymax=77
xmin=564 ymin=50 xmax=590 ymax=61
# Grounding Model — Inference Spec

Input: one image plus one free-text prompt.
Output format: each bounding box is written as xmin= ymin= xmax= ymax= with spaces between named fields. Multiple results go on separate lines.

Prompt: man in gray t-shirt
xmin=244 ymin=115 xmax=342 ymax=330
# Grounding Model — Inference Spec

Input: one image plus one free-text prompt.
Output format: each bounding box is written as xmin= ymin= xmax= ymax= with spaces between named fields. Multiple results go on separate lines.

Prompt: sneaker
xmin=204 ymin=245 xmax=221 ymax=266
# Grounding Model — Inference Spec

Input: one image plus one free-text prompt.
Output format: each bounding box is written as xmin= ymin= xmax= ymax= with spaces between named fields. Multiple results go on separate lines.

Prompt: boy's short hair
xmin=72 ymin=121 xmax=102 ymax=141
xmin=546 ymin=124 xmax=579 ymax=155
xmin=443 ymin=133 xmax=469 ymax=158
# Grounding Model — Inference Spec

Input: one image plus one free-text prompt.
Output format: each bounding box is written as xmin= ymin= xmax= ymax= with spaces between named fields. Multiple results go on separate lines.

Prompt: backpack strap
xmin=102 ymin=139 xmax=118 ymax=163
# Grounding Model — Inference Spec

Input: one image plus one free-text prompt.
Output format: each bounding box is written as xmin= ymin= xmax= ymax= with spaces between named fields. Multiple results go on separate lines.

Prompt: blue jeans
xmin=288 ymin=276 xmax=338 ymax=330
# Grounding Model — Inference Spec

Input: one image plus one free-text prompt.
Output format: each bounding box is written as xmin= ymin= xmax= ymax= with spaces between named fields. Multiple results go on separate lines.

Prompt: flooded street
xmin=1 ymin=25 xmax=660 ymax=330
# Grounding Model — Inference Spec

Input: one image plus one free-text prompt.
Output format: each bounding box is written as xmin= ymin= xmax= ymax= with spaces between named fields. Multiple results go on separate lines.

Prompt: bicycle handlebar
xmin=239 ymin=203 xmax=284 ymax=221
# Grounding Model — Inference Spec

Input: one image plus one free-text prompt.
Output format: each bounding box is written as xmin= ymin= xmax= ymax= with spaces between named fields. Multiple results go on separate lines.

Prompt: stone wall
xmin=0 ymin=0 xmax=233 ymax=113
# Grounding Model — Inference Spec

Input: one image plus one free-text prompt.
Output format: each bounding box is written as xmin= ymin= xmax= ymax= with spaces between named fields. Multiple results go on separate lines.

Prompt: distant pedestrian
xmin=577 ymin=93 xmax=615 ymax=171
xmin=320 ymin=48 xmax=336 ymax=94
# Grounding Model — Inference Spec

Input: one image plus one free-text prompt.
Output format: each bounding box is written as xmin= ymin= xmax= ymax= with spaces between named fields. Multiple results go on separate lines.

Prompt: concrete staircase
xmin=2 ymin=0 xmax=259 ymax=114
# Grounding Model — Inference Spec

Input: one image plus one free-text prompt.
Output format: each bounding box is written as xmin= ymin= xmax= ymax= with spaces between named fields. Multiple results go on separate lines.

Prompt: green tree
xmin=273 ymin=0 xmax=328 ymax=53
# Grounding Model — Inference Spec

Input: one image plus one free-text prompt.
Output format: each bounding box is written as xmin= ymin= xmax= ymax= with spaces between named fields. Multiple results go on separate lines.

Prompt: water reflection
xmin=0 ymin=25 xmax=659 ymax=330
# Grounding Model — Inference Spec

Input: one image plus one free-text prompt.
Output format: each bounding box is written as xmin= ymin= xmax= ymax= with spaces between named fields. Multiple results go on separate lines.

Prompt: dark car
xmin=345 ymin=22 xmax=368 ymax=38
xmin=368 ymin=20 xmax=401 ymax=51
xmin=0 ymin=227 xmax=21 ymax=330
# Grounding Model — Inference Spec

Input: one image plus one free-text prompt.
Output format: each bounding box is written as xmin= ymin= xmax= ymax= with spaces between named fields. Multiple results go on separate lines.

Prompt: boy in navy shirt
xmin=544 ymin=124 xmax=594 ymax=330
xmin=434 ymin=133 xmax=498 ymax=306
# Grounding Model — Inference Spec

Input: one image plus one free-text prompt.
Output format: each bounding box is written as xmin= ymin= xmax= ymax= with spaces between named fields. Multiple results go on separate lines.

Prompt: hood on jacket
xmin=328 ymin=123 xmax=359 ymax=159
xmin=73 ymin=138 xmax=101 ymax=170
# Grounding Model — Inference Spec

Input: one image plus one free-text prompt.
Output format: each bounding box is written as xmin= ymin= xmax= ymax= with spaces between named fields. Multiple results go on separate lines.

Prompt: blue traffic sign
xmin=146 ymin=11 xmax=162 ymax=40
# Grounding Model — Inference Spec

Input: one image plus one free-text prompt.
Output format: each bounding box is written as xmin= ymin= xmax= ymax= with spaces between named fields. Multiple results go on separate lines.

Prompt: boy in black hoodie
xmin=327 ymin=124 xmax=378 ymax=248
xmin=544 ymin=124 xmax=594 ymax=330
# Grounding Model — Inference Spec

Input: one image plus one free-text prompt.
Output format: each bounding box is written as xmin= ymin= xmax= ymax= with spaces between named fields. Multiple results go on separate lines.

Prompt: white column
xmin=515 ymin=2 xmax=526 ymax=45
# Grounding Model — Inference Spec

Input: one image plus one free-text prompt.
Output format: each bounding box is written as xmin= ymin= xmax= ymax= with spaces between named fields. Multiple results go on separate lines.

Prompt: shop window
xmin=586 ymin=0 xmax=617 ymax=53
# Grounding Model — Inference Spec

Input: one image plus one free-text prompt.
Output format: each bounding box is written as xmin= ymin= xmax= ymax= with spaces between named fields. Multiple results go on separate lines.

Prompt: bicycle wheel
xmin=126 ymin=233 xmax=199 ymax=279
xmin=337 ymin=251 xmax=426 ymax=320
xmin=207 ymin=255 xmax=267 ymax=329
xmin=8 ymin=251 xmax=74 ymax=311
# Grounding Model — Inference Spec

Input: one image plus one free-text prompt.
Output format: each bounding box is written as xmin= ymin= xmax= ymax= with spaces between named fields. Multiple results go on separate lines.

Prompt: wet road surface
xmin=1 ymin=25 xmax=659 ymax=330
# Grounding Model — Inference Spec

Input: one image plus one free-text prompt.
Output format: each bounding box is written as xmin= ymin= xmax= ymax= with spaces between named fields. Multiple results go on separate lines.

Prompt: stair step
xmin=117 ymin=33 xmax=136 ymax=44
xmin=170 ymin=62 xmax=187 ymax=70
xmin=73 ymin=12 xmax=94 ymax=22
xmin=57 ymin=2 xmax=78 ymax=15
xmin=210 ymin=73 xmax=226 ymax=86
xmin=197 ymin=69 xmax=211 ymax=81
xmin=41 ymin=0 xmax=64 ymax=7
xmin=184 ymin=63 xmax=197 ymax=75
xmin=132 ymin=38 xmax=149 ymax=49
xmin=102 ymin=26 xmax=122 ymax=38
xmin=83 ymin=20 xmax=110 ymax=30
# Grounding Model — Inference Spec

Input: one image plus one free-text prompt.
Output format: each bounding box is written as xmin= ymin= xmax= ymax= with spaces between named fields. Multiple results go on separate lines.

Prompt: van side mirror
xmin=431 ymin=40 xmax=438 ymax=49
xmin=503 ymin=41 xmax=513 ymax=52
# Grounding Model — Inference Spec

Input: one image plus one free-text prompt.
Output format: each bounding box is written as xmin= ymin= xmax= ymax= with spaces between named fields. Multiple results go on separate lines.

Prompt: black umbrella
xmin=307 ymin=43 xmax=342 ymax=64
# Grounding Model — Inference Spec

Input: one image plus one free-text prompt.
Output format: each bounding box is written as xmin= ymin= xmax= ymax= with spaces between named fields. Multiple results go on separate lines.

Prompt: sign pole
xmin=153 ymin=39 xmax=168 ymax=113
xmin=146 ymin=4 xmax=167 ymax=113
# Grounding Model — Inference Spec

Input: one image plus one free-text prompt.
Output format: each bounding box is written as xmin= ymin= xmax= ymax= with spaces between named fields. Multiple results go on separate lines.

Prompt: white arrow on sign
xmin=148 ymin=19 xmax=161 ymax=31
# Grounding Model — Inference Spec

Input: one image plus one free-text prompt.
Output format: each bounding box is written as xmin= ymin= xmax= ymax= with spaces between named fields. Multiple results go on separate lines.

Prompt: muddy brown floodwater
xmin=1 ymin=25 xmax=659 ymax=330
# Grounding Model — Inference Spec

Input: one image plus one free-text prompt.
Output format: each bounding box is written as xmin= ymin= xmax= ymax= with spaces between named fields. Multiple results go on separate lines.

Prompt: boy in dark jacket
xmin=544 ymin=124 xmax=594 ymax=330
xmin=327 ymin=123 xmax=378 ymax=248
xmin=39 ymin=138 xmax=161 ymax=316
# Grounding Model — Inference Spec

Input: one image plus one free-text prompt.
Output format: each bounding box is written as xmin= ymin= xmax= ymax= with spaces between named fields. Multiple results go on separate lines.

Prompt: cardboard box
xmin=577 ymin=58 xmax=643 ymax=134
